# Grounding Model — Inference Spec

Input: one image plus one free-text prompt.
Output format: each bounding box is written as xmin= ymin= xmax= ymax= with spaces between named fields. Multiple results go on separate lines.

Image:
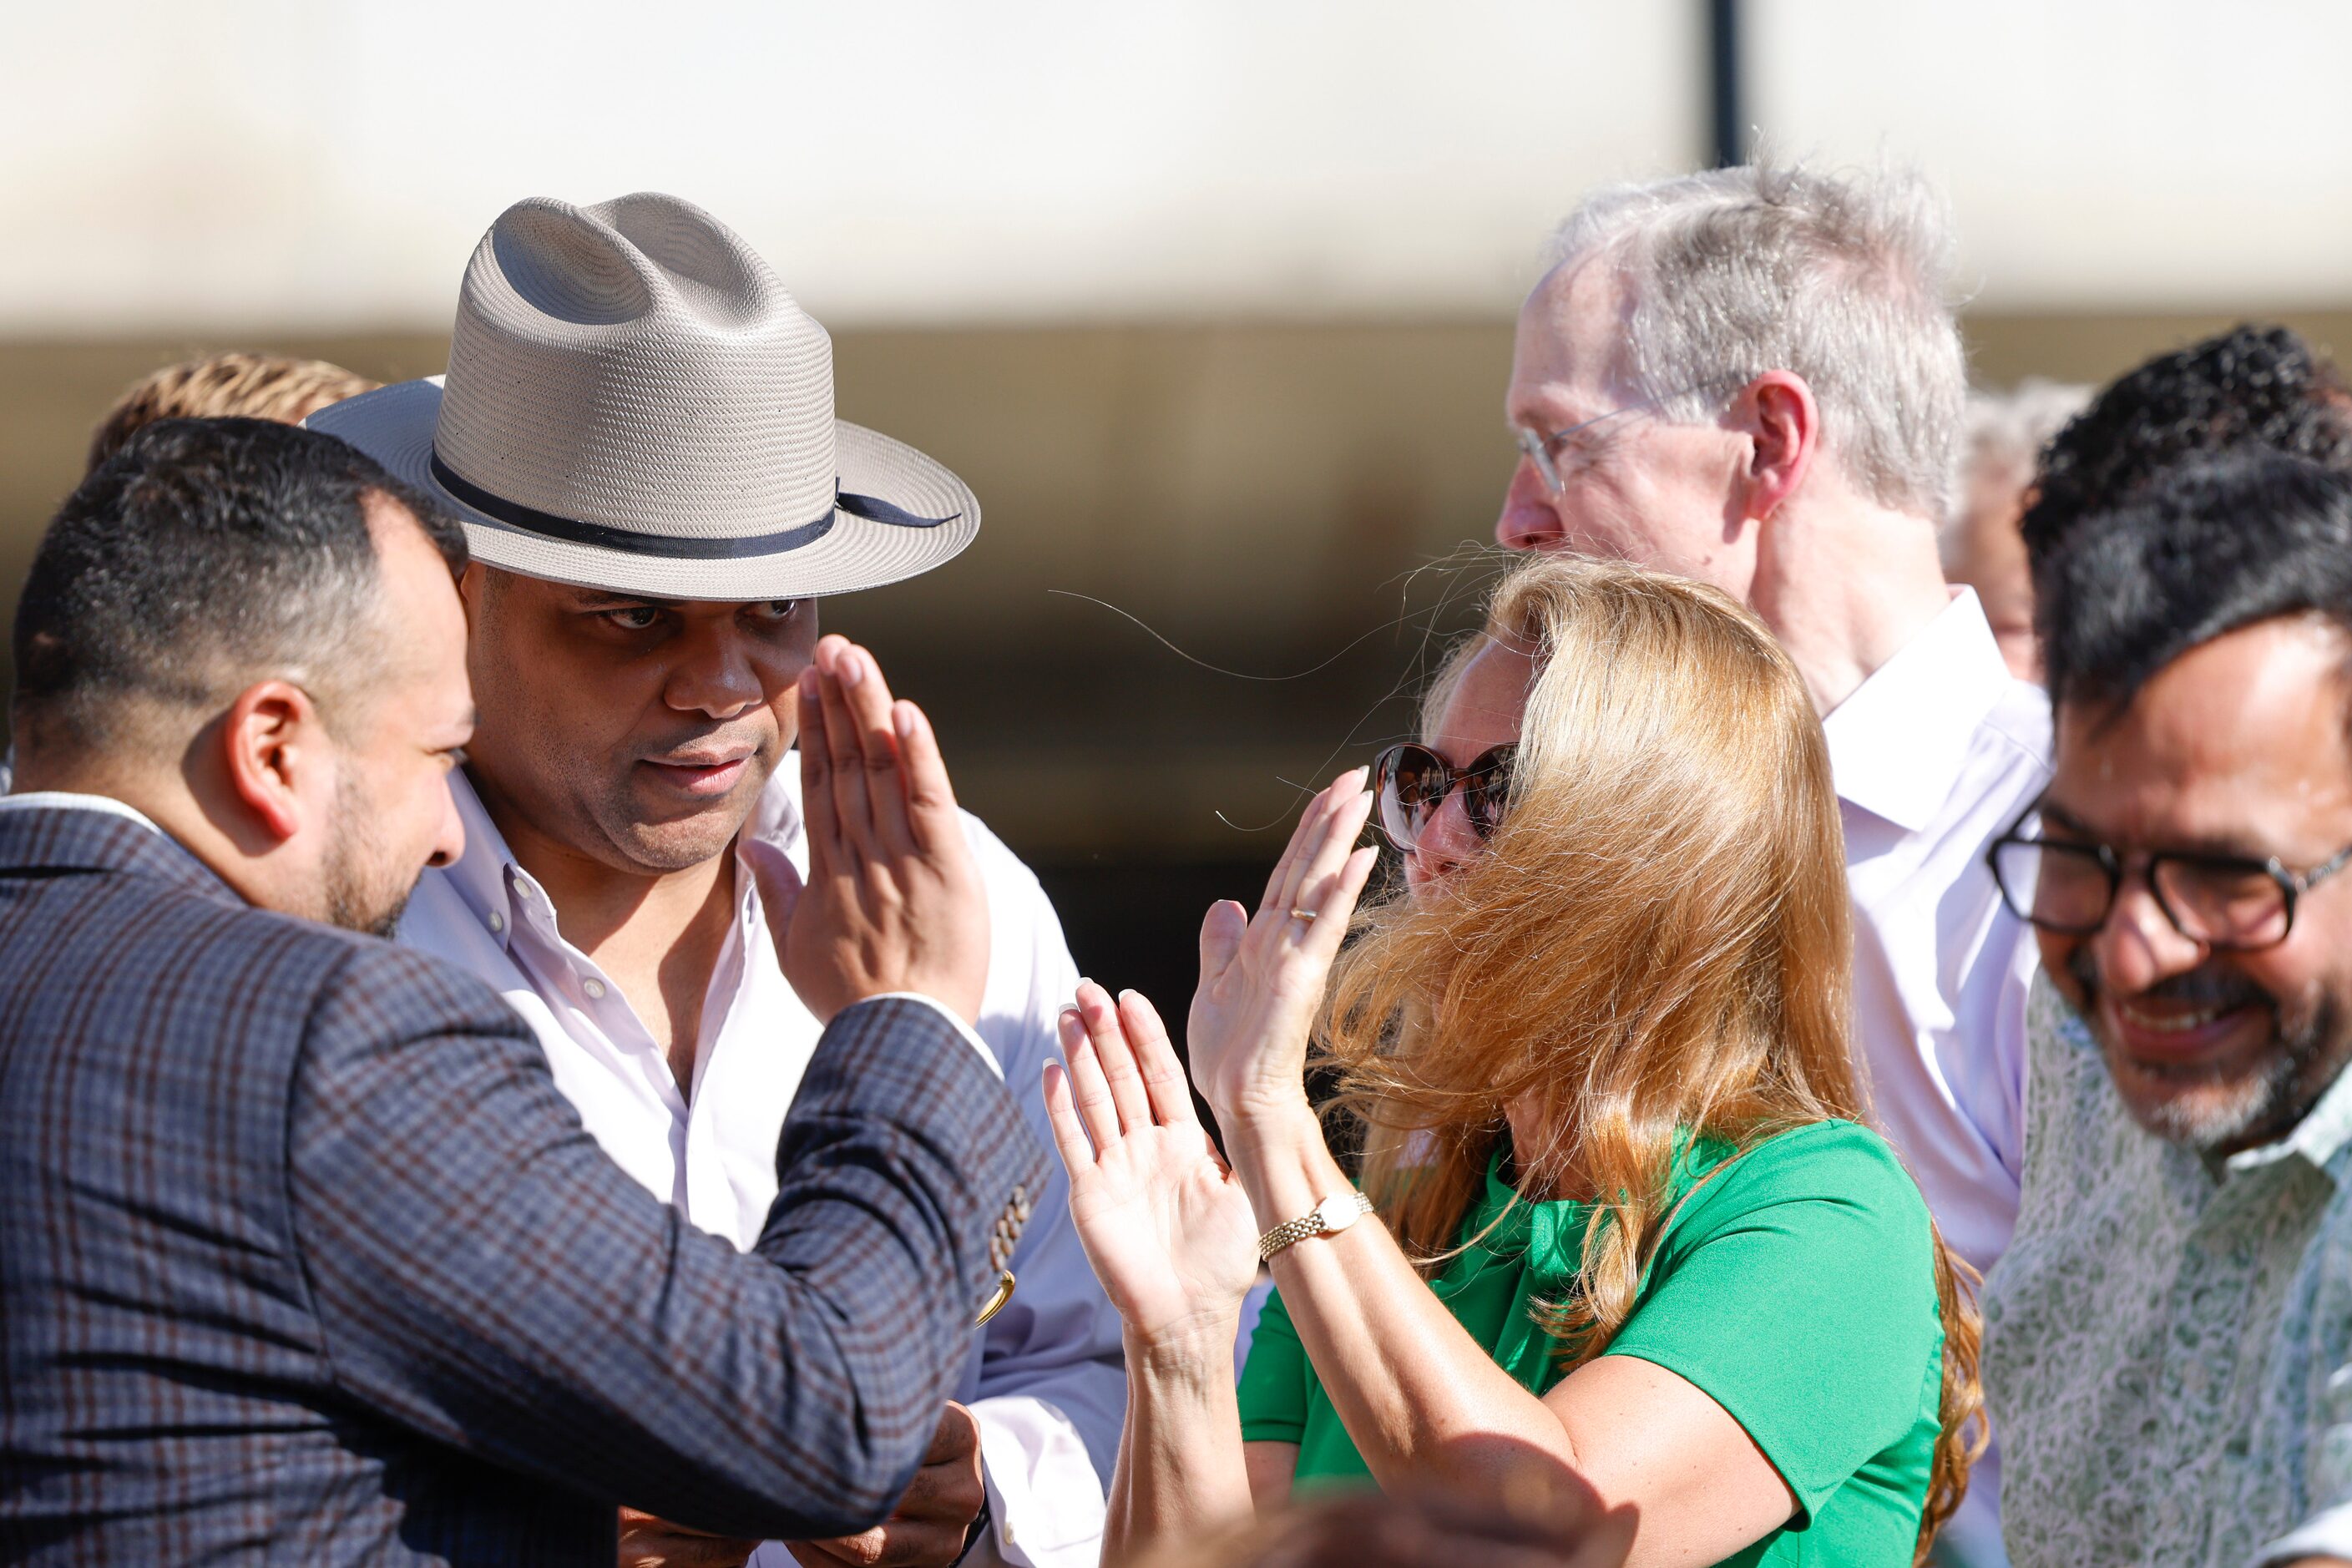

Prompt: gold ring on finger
xmin=1288 ymin=908 xmax=1317 ymax=923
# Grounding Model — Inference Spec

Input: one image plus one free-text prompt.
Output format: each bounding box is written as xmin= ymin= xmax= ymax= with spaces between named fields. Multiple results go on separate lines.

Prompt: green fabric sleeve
xmin=1237 ymin=1285 xmax=1312 ymax=1444
xmin=1601 ymin=1120 xmax=1941 ymax=1526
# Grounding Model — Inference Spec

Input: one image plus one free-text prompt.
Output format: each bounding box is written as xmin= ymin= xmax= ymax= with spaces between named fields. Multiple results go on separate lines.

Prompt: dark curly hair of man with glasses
xmin=2038 ymin=448 xmax=2352 ymax=717
xmin=2021 ymin=323 xmax=2352 ymax=574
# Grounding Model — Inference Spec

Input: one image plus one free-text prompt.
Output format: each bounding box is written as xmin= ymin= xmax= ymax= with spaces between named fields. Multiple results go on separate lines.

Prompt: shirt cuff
xmin=969 ymin=1393 xmax=1107 ymax=1568
xmin=866 ymin=991 xmax=1003 ymax=1080
xmin=2258 ymin=1498 xmax=2352 ymax=1565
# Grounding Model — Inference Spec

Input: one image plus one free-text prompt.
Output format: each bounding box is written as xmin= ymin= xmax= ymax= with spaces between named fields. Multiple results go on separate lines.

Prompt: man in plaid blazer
xmin=0 ymin=419 xmax=1044 ymax=1564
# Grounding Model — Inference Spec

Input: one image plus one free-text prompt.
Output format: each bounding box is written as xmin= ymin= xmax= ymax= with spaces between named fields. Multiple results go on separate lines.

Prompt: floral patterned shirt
xmin=1984 ymin=974 xmax=2352 ymax=1566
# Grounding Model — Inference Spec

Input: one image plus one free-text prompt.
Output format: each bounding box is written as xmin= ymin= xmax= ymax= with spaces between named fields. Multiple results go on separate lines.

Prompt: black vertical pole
xmin=1708 ymin=0 xmax=1744 ymax=168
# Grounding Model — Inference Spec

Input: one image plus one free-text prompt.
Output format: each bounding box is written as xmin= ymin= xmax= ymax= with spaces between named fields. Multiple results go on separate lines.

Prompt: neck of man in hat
xmin=1495 ymin=257 xmax=1952 ymax=715
xmin=457 ymin=563 xmax=817 ymax=1084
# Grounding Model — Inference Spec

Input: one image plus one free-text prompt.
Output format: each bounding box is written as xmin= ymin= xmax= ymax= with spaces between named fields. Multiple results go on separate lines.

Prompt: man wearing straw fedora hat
xmin=311 ymin=192 xmax=1120 ymax=1568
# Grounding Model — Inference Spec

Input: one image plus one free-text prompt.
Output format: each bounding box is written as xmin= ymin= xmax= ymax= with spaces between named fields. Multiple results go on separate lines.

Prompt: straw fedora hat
xmin=310 ymin=191 xmax=979 ymax=599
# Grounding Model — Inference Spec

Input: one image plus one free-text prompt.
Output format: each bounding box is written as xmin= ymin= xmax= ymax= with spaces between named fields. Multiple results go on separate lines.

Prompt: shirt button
xmin=487 ymin=910 xmax=505 ymax=934
xmin=583 ymin=979 xmax=606 ymax=1000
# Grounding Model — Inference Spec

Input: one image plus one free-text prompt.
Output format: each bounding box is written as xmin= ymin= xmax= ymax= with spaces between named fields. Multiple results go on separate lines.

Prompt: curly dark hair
xmin=2021 ymin=324 xmax=2352 ymax=572
xmin=2038 ymin=450 xmax=2352 ymax=720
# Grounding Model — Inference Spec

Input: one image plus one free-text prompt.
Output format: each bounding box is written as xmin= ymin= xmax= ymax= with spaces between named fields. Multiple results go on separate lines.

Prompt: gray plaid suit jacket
xmin=0 ymin=804 xmax=1049 ymax=1565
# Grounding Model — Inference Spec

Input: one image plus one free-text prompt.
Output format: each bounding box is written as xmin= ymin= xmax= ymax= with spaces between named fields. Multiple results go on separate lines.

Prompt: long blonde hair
xmin=1321 ymin=556 xmax=1982 ymax=1561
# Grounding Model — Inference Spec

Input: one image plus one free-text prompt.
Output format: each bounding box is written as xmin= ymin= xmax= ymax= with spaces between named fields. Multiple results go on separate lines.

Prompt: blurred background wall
xmin=7 ymin=0 xmax=2352 ymax=1007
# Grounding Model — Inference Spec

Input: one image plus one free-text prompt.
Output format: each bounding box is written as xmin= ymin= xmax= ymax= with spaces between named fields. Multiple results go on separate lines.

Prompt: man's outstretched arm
xmin=288 ymin=952 xmax=1042 ymax=1542
xmin=292 ymin=651 xmax=1040 ymax=1542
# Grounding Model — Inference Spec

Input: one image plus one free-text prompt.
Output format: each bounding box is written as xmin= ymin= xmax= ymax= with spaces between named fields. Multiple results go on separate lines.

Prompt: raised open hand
xmin=753 ymin=635 xmax=989 ymax=1027
xmin=1185 ymin=770 xmax=1378 ymax=1126
xmin=1043 ymin=981 xmax=1260 ymax=1348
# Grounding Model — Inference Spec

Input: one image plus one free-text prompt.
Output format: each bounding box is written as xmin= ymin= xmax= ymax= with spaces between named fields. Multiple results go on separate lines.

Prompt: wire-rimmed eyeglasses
xmin=1512 ymin=377 xmax=1742 ymax=497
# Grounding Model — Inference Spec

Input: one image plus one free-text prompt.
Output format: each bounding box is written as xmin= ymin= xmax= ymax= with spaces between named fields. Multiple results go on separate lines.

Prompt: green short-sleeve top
xmin=1235 ymin=1120 xmax=1945 ymax=1567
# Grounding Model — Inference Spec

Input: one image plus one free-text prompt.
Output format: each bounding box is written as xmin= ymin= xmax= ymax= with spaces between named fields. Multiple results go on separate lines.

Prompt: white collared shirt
xmin=1822 ymin=588 xmax=2049 ymax=1276
xmin=1822 ymin=588 xmax=2050 ymax=1568
xmin=399 ymin=766 xmax=1121 ymax=1568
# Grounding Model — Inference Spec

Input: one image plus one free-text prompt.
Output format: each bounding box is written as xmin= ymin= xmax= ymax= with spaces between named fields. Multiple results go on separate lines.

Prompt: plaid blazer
xmin=0 ymin=805 xmax=1048 ymax=1565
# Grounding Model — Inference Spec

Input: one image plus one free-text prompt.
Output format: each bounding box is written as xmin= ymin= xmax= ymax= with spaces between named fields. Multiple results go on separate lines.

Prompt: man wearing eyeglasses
xmin=1979 ymin=453 xmax=2352 ymax=1568
xmin=1495 ymin=161 xmax=2043 ymax=1568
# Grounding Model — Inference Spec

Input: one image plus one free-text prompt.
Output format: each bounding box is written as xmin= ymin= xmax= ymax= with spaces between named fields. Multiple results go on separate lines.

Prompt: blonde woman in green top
xmin=1042 ymin=558 xmax=1984 ymax=1566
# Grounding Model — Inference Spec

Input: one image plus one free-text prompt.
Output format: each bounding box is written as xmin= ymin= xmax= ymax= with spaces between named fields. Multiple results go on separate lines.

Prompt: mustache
xmin=2066 ymin=944 xmax=2276 ymax=1014
xmin=632 ymin=719 xmax=775 ymax=761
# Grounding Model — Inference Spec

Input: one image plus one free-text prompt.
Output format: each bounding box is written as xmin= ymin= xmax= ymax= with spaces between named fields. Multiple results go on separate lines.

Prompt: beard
xmin=322 ymin=775 xmax=417 ymax=939
xmin=2066 ymin=945 xmax=2346 ymax=1153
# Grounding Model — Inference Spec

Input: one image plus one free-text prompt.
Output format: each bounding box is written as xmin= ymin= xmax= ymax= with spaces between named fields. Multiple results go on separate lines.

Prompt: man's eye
xmin=1553 ymin=435 xmax=1606 ymax=473
xmin=603 ymin=607 xmax=663 ymax=631
xmin=755 ymin=599 xmax=800 ymax=622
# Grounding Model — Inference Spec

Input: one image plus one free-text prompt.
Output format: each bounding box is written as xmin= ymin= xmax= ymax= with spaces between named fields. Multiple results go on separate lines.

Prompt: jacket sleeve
xmin=284 ymin=941 xmax=1048 ymax=1541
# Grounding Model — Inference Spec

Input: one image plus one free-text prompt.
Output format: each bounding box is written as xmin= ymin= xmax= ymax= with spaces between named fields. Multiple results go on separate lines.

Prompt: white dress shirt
xmin=1822 ymin=587 xmax=2051 ymax=1568
xmin=399 ymin=766 xmax=1122 ymax=1568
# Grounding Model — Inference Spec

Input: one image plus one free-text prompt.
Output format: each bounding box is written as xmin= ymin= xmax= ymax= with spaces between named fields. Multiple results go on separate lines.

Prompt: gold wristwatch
xmin=1257 ymin=1191 xmax=1375 ymax=1260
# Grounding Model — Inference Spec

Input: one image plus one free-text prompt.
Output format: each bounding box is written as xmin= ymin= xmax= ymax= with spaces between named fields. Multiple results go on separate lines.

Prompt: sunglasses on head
xmin=1371 ymin=741 xmax=1518 ymax=854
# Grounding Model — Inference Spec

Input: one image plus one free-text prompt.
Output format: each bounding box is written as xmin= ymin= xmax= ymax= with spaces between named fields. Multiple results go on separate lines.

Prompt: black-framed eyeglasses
xmin=1372 ymin=742 xmax=1517 ymax=854
xmin=1512 ymin=377 xmax=1741 ymax=496
xmin=1985 ymin=803 xmax=2352 ymax=951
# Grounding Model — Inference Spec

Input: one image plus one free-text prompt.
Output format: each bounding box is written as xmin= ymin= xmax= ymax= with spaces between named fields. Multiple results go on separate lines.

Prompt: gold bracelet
xmin=1257 ymin=1191 xmax=1374 ymax=1260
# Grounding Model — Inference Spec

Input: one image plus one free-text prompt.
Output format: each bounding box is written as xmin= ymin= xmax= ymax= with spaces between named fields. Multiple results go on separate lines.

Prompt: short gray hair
xmin=1549 ymin=163 xmax=1967 ymax=522
xmin=1959 ymin=378 xmax=2093 ymax=504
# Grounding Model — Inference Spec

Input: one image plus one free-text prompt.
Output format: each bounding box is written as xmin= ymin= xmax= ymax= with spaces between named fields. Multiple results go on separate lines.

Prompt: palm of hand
xmin=1068 ymin=1115 xmax=1259 ymax=1338
xmin=1186 ymin=933 xmax=1333 ymax=1120
xmin=1186 ymin=773 xmax=1380 ymax=1120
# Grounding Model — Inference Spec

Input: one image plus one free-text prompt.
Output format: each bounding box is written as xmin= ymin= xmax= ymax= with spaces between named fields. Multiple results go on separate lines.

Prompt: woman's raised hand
xmin=1043 ymin=982 xmax=1261 ymax=1348
xmin=1186 ymin=770 xmax=1379 ymax=1127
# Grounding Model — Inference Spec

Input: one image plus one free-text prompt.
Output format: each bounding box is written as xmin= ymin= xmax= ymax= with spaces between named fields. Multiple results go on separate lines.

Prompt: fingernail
xmin=840 ymin=650 xmax=866 ymax=687
xmin=893 ymin=701 xmax=915 ymax=737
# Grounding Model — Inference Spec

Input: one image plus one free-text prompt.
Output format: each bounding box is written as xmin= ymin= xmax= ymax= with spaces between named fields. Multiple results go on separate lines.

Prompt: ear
xmin=1732 ymin=370 xmax=1820 ymax=525
xmin=218 ymin=679 xmax=325 ymax=845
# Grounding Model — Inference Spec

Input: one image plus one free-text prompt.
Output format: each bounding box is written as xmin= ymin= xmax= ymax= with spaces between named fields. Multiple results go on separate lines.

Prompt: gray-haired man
xmin=1496 ymin=164 xmax=2044 ymax=1565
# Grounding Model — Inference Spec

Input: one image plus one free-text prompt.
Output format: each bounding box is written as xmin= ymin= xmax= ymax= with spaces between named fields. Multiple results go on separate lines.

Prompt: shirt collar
xmin=437 ymin=763 xmax=808 ymax=945
xmin=2223 ymin=1057 xmax=2352 ymax=1183
xmin=1820 ymin=588 xmax=2017 ymax=834
xmin=437 ymin=770 xmax=524 ymax=941
xmin=0 ymin=790 xmax=166 ymax=837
